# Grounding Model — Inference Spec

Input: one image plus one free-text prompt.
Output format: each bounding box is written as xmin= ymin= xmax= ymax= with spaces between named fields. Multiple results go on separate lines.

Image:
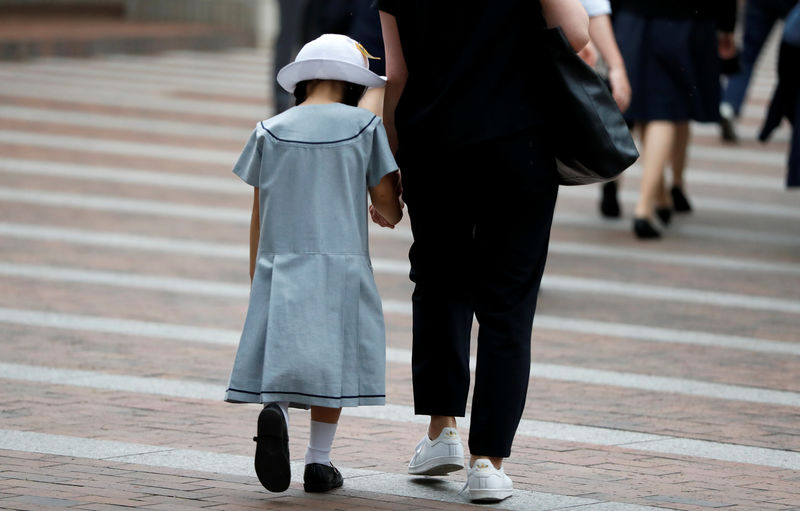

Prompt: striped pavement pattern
xmin=0 ymin=37 xmax=798 ymax=510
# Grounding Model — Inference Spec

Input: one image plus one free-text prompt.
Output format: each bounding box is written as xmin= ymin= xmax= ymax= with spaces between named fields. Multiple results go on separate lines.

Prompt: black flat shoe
xmin=671 ymin=186 xmax=692 ymax=213
xmin=253 ymin=404 xmax=290 ymax=492
xmin=655 ymin=206 xmax=672 ymax=225
xmin=719 ymin=110 xmax=738 ymax=143
xmin=720 ymin=118 xmax=738 ymax=143
xmin=633 ymin=218 xmax=661 ymax=239
xmin=303 ymin=463 xmax=344 ymax=493
xmin=599 ymin=181 xmax=621 ymax=218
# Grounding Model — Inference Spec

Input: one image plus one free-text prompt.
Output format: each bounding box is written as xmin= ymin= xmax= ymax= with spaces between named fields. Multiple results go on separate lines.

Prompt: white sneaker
xmin=466 ymin=458 xmax=513 ymax=502
xmin=408 ymin=427 xmax=465 ymax=476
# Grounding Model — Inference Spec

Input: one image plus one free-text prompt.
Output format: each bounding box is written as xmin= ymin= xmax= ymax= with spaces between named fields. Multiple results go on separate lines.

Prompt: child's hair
xmin=294 ymin=80 xmax=367 ymax=107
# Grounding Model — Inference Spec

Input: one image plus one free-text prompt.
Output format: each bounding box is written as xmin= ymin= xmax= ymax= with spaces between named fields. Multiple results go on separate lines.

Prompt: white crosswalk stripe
xmin=0 ymin=429 xmax=667 ymax=511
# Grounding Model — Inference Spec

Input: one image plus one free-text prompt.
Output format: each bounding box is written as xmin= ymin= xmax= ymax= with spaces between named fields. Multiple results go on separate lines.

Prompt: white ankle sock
xmin=264 ymin=401 xmax=289 ymax=426
xmin=305 ymin=420 xmax=338 ymax=465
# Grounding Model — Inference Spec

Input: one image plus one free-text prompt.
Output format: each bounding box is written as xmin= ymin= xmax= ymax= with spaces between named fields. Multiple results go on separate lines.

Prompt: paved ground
xmin=0 ymin=34 xmax=798 ymax=511
xmin=0 ymin=7 xmax=250 ymax=61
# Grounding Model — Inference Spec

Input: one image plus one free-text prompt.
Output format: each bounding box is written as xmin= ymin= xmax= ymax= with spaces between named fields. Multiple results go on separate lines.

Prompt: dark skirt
xmin=614 ymin=10 xmax=721 ymax=123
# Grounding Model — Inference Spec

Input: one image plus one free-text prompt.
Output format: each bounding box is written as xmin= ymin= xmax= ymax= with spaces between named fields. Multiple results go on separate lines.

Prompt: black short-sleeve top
xmin=377 ymin=0 xmax=548 ymax=149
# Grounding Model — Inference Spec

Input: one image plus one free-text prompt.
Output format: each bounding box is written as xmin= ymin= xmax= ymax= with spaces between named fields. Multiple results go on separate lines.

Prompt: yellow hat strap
xmin=355 ymin=42 xmax=381 ymax=60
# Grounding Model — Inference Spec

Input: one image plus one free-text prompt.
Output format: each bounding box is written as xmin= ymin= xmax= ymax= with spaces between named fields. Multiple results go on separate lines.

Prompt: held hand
xmin=370 ymin=204 xmax=399 ymax=229
xmin=718 ymin=32 xmax=736 ymax=60
xmin=608 ymin=66 xmax=632 ymax=113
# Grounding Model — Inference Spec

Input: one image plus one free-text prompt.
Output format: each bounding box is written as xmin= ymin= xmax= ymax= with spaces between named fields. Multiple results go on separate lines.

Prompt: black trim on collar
xmin=261 ymin=115 xmax=377 ymax=145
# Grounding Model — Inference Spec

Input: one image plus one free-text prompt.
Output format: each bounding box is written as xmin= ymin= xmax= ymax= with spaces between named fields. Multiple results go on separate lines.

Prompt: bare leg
xmin=671 ymin=121 xmax=690 ymax=189
xmin=310 ymin=406 xmax=342 ymax=424
xmin=655 ymin=173 xmax=669 ymax=208
xmin=635 ymin=121 xmax=677 ymax=219
xmin=428 ymin=415 xmax=456 ymax=439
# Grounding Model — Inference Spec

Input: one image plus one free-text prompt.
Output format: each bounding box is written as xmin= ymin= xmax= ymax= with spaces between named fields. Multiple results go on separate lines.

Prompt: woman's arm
xmin=249 ymin=187 xmax=259 ymax=282
xmin=540 ymin=0 xmax=590 ymax=51
xmin=379 ymin=11 xmax=408 ymax=154
xmin=588 ymin=14 xmax=631 ymax=111
xmin=369 ymin=171 xmax=403 ymax=226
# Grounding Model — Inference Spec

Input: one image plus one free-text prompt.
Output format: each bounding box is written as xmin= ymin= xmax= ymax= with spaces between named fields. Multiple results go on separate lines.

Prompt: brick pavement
xmin=0 ymin=30 xmax=799 ymax=511
xmin=0 ymin=10 xmax=251 ymax=61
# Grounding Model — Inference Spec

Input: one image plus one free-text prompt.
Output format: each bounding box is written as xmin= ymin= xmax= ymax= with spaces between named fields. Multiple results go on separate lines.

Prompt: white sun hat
xmin=277 ymin=33 xmax=386 ymax=93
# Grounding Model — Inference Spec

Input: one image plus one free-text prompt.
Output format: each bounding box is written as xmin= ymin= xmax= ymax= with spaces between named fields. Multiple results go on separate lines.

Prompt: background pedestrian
xmin=273 ymin=1 xmax=386 ymax=116
xmin=759 ymin=0 xmax=800 ymax=187
xmin=273 ymin=0 xmax=311 ymax=113
xmin=612 ymin=0 xmax=737 ymax=239
xmin=720 ymin=0 xmax=797 ymax=141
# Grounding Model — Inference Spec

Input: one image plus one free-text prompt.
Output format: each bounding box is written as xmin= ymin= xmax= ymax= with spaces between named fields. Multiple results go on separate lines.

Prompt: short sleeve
xmin=232 ymin=126 xmax=264 ymax=187
xmin=580 ymin=0 xmax=612 ymax=17
xmin=375 ymin=0 xmax=398 ymax=15
xmin=367 ymin=120 xmax=398 ymax=188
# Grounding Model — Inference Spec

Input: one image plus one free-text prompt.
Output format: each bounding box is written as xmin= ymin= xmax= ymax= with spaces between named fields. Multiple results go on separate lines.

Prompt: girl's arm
xmin=369 ymin=171 xmax=403 ymax=226
xmin=540 ymin=0 xmax=590 ymax=51
xmin=249 ymin=187 xmax=259 ymax=282
xmin=588 ymin=14 xmax=631 ymax=111
xmin=379 ymin=11 xmax=407 ymax=154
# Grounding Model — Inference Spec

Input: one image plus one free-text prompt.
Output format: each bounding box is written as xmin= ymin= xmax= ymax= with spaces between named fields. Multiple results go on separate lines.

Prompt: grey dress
xmin=225 ymin=103 xmax=398 ymax=408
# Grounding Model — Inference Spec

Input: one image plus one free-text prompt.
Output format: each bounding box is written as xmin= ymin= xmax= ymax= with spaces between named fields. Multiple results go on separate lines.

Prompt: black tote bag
xmin=538 ymin=27 xmax=639 ymax=185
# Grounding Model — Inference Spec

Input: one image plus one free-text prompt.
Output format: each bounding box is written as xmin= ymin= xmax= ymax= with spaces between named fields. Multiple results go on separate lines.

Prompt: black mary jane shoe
xmin=253 ymin=403 xmax=290 ymax=493
xmin=303 ymin=463 xmax=344 ymax=493
xmin=599 ymin=181 xmax=622 ymax=218
xmin=633 ymin=218 xmax=661 ymax=240
xmin=671 ymin=186 xmax=693 ymax=213
xmin=655 ymin=206 xmax=672 ymax=226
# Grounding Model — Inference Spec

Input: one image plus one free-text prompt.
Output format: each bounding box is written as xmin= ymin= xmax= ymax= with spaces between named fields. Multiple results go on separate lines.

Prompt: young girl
xmin=224 ymin=33 xmax=403 ymax=494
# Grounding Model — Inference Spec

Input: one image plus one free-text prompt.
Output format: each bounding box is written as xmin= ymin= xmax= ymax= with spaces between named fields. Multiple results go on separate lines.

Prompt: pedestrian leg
xmin=670 ymin=121 xmax=694 ymax=212
xmin=304 ymin=407 xmax=344 ymax=492
xmin=468 ymin=129 xmax=559 ymax=462
xmin=634 ymin=121 xmax=677 ymax=238
xmin=722 ymin=0 xmax=780 ymax=116
xmin=403 ymin=153 xmax=475 ymax=424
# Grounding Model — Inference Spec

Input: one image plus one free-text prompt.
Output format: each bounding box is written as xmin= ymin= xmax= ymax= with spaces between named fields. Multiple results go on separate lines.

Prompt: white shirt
xmin=580 ymin=0 xmax=612 ymax=17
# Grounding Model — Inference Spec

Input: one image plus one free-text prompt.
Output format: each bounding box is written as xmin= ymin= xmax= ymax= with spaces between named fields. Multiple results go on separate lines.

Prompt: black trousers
xmin=400 ymin=127 xmax=559 ymax=458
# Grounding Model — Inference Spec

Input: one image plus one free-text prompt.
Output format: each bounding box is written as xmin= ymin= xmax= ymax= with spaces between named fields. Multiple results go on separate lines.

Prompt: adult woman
xmin=611 ymin=0 xmax=737 ymax=239
xmin=374 ymin=0 xmax=589 ymax=503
